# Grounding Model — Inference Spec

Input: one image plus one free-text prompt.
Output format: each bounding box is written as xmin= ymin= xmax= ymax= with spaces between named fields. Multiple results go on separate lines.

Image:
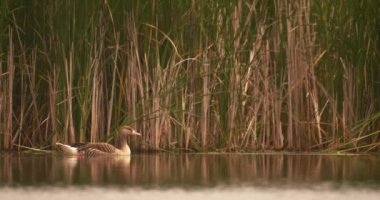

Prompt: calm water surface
xmin=0 ymin=153 xmax=379 ymax=200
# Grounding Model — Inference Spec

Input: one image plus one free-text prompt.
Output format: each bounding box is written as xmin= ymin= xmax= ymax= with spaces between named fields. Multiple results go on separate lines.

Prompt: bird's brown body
xmin=56 ymin=126 xmax=141 ymax=156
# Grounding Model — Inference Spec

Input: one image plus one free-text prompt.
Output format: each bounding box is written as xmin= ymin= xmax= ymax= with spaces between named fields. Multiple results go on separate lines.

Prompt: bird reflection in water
xmin=60 ymin=155 xmax=132 ymax=185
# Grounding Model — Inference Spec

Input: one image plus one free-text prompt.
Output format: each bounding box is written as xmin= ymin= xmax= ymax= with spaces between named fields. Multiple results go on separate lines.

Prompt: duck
xmin=56 ymin=125 xmax=141 ymax=157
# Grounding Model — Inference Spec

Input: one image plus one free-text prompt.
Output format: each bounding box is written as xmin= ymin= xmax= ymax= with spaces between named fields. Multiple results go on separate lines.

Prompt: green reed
xmin=0 ymin=0 xmax=379 ymax=152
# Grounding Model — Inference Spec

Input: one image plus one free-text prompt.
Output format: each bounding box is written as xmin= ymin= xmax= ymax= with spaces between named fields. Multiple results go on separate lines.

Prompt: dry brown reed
xmin=64 ymin=48 xmax=75 ymax=144
xmin=0 ymin=1 xmax=379 ymax=152
xmin=3 ymin=28 xmax=15 ymax=150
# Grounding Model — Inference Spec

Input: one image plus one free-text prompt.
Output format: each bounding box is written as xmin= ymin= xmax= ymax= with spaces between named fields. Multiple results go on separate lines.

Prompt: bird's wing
xmin=81 ymin=143 xmax=118 ymax=153
xmin=82 ymin=148 xmax=109 ymax=157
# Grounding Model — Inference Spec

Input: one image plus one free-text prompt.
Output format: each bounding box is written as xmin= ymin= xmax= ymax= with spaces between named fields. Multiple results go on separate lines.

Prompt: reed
xmin=3 ymin=28 xmax=14 ymax=150
xmin=0 ymin=0 xmax=379 ymax=152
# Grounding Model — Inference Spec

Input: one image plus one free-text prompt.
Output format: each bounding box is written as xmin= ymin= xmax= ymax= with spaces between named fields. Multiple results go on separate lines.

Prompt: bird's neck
xmin=120 ymin=144 xmax=131 ymax=155
xmin=115 ymin=135 xmax=131 ymax=154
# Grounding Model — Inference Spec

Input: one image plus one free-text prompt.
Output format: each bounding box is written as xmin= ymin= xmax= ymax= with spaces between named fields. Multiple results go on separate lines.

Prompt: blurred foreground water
xmin=0 ymin=153 xmax=379 ymax=200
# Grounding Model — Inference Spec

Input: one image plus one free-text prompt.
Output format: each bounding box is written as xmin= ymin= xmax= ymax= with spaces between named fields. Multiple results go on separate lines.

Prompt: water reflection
xmin=1 ymin=153 xmax=379 ymax=188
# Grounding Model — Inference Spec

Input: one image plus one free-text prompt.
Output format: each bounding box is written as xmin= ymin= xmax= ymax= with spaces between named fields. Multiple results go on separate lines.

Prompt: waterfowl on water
xmin=56 ymin=125 xmax=141 ymax=157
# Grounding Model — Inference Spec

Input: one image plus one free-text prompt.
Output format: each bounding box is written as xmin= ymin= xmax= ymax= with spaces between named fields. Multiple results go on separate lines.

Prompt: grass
xmin=0 ymin=0 xmax=379 ymax=153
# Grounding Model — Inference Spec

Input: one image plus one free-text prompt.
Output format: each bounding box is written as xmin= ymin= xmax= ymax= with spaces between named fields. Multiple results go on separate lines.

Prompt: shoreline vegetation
xmin=0 ymin=1 xmax=379 ymax=153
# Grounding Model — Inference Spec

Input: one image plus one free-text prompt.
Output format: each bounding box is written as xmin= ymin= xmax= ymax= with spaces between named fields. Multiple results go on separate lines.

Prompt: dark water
xmin=1 ymin=153 xmax=380 ymax=199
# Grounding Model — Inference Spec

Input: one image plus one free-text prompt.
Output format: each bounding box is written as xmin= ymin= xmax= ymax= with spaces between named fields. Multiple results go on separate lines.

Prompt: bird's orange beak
xmin=131 ymin=130 xmax=142 ymax=136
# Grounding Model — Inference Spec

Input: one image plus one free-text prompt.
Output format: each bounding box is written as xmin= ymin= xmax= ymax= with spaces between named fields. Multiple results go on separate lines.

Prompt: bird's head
xmin=119 ymin=125 xmax=142 ymax=137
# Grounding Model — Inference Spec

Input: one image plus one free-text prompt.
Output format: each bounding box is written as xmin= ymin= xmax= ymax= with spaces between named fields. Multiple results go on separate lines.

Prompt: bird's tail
xmin=56 ymin=142 xmax=78 ymax=155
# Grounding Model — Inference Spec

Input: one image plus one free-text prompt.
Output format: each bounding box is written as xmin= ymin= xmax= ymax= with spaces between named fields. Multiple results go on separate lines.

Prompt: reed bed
xmin=0 ymin=0 xmax=379 ymax=152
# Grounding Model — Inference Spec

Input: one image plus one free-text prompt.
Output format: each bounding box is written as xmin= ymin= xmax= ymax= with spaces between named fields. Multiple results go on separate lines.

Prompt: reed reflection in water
xmin=0 ymin=153 xmax=379 ymax=188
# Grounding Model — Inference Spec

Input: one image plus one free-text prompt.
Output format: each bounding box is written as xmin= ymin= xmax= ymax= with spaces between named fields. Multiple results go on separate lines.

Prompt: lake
xmin=0 ymin=153 xmax=379 ymax=200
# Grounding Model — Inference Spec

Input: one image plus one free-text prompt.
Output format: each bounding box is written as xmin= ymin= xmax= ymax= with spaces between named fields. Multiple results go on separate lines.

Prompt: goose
xmin=56 ymin=125 xmax=141 ymax=156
